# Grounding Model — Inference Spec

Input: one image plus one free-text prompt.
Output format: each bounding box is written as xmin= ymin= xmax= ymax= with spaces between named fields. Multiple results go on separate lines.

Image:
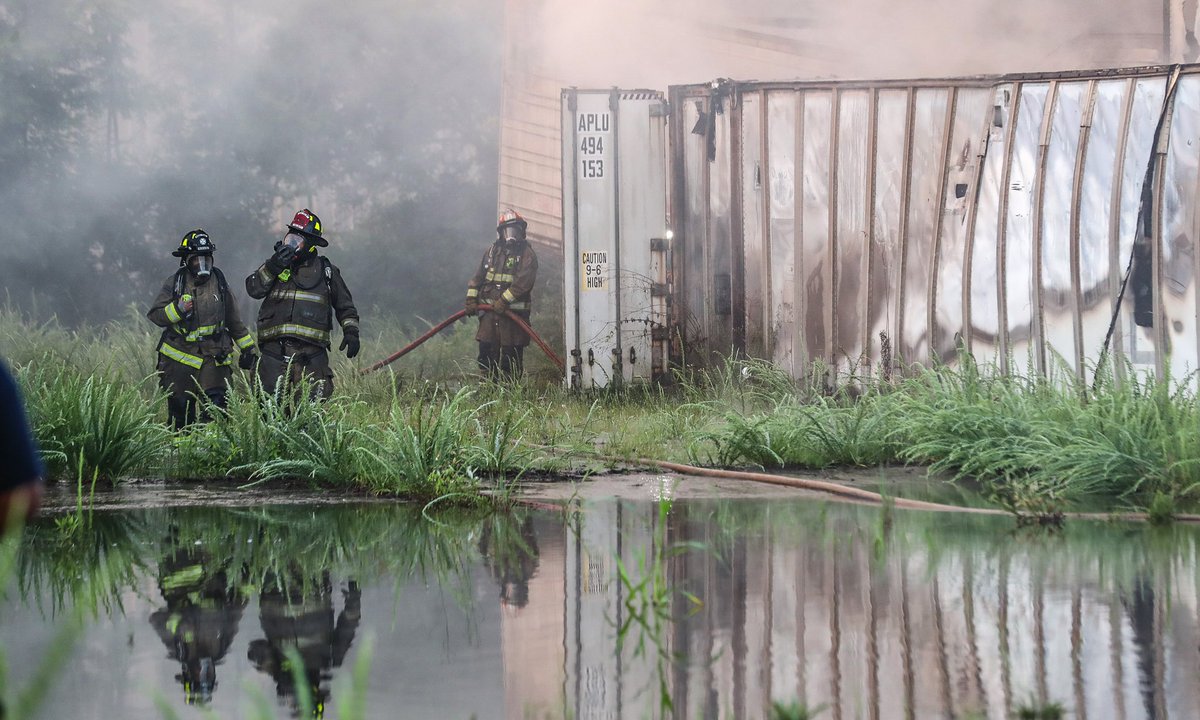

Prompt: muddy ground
xmin=37 ymin=465 xmax=935 ymax=513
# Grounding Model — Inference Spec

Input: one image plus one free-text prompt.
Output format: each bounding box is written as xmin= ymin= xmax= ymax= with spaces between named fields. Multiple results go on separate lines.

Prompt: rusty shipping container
xmin=563 ymin=63 xmax=1200 ymax=386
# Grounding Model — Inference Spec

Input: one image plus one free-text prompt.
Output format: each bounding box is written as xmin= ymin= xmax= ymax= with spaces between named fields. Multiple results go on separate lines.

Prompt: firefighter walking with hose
xmin=464 ymin=208 xmax=538 ymax=380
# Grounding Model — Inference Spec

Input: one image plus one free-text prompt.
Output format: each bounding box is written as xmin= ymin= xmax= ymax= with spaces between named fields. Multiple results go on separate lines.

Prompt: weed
xmin=18 ymin=360 xmax=170 ymax=482
xmin=1015 ymin=700 xmax=1065 ymax=719
xmin=1148 ymin=491 xmax=1176 ymax=526
xmin=770 ymin=701 xmax=827 ymax=720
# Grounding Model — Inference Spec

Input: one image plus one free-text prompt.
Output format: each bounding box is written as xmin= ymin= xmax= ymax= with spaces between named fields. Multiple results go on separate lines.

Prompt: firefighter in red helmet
xmin=245 ymin=209 xmax=360 ymax=400
xmin=147 ymin=230 xmax=256 ymax=429
xmin=464 ymin=208 xmax=539 ymax=379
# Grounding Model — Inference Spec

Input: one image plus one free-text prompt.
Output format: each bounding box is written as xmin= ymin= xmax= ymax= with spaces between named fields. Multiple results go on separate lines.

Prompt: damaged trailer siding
xmin=669 ymin=65 xmax=1200 ymax=384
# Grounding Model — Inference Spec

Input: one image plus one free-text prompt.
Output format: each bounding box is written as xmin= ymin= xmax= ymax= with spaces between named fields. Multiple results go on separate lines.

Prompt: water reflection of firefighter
xmin=248 ymin=570 xmax=361 ymax=718
xmin=478 ymin=515 xmax=541 ymax=608
xmin=149 ymin=541 xmax=248 ymax=706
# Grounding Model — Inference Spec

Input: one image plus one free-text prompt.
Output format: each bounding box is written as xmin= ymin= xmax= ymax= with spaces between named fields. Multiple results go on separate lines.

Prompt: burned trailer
xmin=562 ymin=64 xmax=1200 ymax=388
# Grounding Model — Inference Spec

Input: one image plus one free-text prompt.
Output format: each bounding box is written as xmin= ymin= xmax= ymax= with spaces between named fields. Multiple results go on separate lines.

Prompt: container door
xmin=563 ymin=88 xmax=669 ymax=389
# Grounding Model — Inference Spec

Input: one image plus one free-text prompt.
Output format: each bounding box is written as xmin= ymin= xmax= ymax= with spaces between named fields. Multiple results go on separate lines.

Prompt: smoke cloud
xmin=529 ymin=0 xmax=1175 ymax=88
xmin=0 ymin=0 xmax=501 ymax=326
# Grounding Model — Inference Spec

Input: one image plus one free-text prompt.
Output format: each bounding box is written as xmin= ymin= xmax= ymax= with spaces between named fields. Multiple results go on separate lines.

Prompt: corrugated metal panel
xmin=667 ymin=65 xmax=1200 ymax=386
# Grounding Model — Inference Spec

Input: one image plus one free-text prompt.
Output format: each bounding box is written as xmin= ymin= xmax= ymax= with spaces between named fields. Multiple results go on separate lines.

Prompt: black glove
xmin=491 ymin=296 xmax=510 ymax=314
xmin=464 ymin=298 xmax=478 ymax=317
xmin=238 ymin=350 xmax=258 ymax=370
xmin=340 ymin=329 xmax=360 ymax=359
xmin=266 ymin=244 xmax=296 ymax=275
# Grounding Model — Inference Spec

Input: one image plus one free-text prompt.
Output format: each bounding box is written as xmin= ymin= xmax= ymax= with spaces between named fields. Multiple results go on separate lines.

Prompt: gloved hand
xmin=464 ymin=298 xmax=478 ymax=317
xmin=238 ymin=350 xmax=258 ymax=370
xmin=491 ymin=296 xmax=509 ymax=314
xmin=339 ymin=328 xmax=360 ymax=359
xmin=178 ymin=293 xmax=194 ymax=315
xmin=266 ymin=244 xmax=296 ymax=275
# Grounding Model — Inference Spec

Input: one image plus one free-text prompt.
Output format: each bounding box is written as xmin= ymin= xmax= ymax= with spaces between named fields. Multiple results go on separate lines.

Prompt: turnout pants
xmin=157 ymin=357 xmax=232 ymax=430
xmin=477 ymin=342 xmax=524 ymax=380
xmin=257 ymin=339 xmax=334 ymax=401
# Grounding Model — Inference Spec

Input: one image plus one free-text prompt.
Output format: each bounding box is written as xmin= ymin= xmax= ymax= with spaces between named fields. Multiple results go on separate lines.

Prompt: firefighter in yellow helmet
xmin=147 ymin=230 xmax=257 ymax=430
xmin=464 ymin=208 xmax=538 ymax=379
xmin=245 ymin=209 xmax=359 ymax=400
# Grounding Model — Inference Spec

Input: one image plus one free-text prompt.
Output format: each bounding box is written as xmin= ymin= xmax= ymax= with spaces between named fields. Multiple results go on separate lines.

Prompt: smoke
xmin=0 ymin=0 xmax=501 ymax=326
xmin=529 ymin=0 xmax=1172 ymax=88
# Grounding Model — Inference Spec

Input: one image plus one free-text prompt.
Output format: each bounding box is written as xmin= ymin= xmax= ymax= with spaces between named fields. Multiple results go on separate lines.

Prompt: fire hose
xmin=363 ymin=304 xmax=565 ymax=374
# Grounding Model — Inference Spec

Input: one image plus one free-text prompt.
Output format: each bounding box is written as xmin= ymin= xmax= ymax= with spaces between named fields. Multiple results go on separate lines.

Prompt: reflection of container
xmin=562 ymin=89 xmax=670 ymax=389
xmin=559 ymin=67 xmax=1200 ymax=388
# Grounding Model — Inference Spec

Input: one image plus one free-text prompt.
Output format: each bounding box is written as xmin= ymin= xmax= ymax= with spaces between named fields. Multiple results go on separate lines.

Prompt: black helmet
xmin=172 ymin=229 xmax=215 ymax=258
xmin=496 ymin=208 xmax=527 ymax=242
xmin=285 ymin=209 xmax=328 ymax=247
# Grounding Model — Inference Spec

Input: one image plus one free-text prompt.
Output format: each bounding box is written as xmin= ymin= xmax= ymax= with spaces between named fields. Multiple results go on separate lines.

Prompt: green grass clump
xmin=770 ymin=701 xmax=826 ymax=720
xmin=1015 ymin=700 xmax=1065 ymax=719
xmin=170 ymin=374 xmax=367 ymax=486
xmin=357 ymin=386 xmax=488 ymax=501
xmin=18 ymin=360 xmax=170 ymax=482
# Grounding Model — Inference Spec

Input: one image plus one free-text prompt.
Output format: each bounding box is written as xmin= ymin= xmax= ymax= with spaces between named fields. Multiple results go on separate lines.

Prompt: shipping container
xmin=562 ymin=64 xmax=1200 ymax=387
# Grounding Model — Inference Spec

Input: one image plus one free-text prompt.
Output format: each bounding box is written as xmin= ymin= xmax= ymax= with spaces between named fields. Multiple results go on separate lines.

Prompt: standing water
xmin=2 ymin=485 xmax=1198 ymax=719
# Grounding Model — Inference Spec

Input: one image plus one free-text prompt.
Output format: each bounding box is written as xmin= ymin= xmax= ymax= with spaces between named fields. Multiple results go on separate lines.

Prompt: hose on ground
xmin=363 ymin=304 xmax=564 ymax=374
xmin=521 ymin=443 xmax=1200 ymax=524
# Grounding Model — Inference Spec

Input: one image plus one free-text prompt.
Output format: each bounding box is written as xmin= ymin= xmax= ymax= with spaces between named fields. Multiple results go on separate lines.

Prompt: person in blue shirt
xmin=0 ymin=358 xmax=44 ymax=531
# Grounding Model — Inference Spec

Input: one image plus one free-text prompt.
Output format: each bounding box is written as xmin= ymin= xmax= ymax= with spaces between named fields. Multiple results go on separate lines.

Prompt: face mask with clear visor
xmin=283 ymin=232 xmax=306 ymax=252
xmin=189 ymin=254 xmax=213 ymax=280
xmin=502 ymin=225 xmax=522 ymax=242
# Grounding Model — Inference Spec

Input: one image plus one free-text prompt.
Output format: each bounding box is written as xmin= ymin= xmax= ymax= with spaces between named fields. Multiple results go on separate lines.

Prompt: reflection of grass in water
xmin=612 ymin=498 xmax=705 ymax=715
xmin=8 ymin=504 xmax=545 ymax=718
xmin=697 ymin=496 xmax=1200 ymax=603
xmin=770 ymin=701 xmax=827 ymax=720
xmin=1 ymin=519 xmax=89 ymax=720
xmin=1015 ymin=700 xmax=1064 ymax=719
xmin=12 ymin=503 xmax=535 ymax=620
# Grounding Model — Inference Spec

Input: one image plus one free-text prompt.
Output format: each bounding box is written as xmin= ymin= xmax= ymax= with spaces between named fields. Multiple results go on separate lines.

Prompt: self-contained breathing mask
xmin=188 ymin=254 xmax=213 ymax=281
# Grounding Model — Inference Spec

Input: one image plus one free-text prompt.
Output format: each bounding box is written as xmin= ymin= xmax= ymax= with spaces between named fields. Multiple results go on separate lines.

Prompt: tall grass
xmin=171 ymin=374 xmax=367 ymax=485
xmin=357 ymin=386 xmax=488 ymax=501
xmin=18 ymin=360 xmax=170 ymax=482
xmin=12 ymin=309 xmax=1200 ymax=511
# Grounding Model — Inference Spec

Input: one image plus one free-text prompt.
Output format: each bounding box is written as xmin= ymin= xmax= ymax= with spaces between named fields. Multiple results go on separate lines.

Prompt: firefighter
xmin=245 ymin=209 xmax=359 ymax=401
xmin=464 ymin=208 xmax=538 ymax=379
xmin=147 ymin=230 xmax=257 ymax=430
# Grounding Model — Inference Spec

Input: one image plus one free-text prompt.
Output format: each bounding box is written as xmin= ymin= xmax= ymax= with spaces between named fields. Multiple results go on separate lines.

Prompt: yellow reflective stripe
xmin=486 ymin=272 xmax=515 ymax=283
xmin=216 ymin=356 xmax=233 ymax=367
xmin=165 ymin=302 xmax=182 ymax=323
xmin=268 ymin=289 xmax=328 ymax=304
xmin=184 ymin=324 xmax=219 ymax=342
xmin=502 ymin=289 xmax=516 ymax=303
xmin=257 ymin=266 xmax=274 ymax=284
xmin=341 ymin=318 xmax=358 ymax=328
xmin=159 ymin=342 xmax=204 ymax=369
xmin=465 ymin=288 xmax=479 ymax=298
xmin=258 ymin=324 xmax=330 ymax=343
xmin=508 ymin=301 xmax=529 ymax=310
xmin=235 ymin=334 xmax=255 ymax=349
xmin=162 ymin=565 xmax=205 ymax=591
